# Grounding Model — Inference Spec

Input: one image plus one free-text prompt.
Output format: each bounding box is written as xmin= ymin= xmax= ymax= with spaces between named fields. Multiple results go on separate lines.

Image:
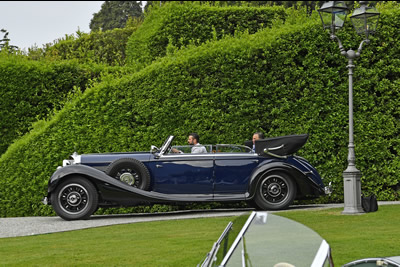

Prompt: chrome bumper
xmin=324 ymin=182 xmax=333 ymax=195
xmin=42 ymin=197 xmax=49 ymax=205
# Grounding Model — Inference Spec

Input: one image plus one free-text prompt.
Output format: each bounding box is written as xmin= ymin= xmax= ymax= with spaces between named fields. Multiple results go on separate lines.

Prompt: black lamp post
xmin=318 ymin=1 xmax=380 ymax=214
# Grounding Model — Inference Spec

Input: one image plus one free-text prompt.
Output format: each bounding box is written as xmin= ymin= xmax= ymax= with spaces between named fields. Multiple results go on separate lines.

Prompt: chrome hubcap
xmin=67 ymin=192 xmax=81 ymax=206
xmin=120 ymin=172 xmax=136 ymax=185
xmin=261 ymin=175 xmax=288 ymax=203
xmin=268 ymin=183 xmax=282 ymax=197
xmin=58 ymin=183 xmax=89 ymax=214
xmin=117 ymin=168 xmax=140 ymax=187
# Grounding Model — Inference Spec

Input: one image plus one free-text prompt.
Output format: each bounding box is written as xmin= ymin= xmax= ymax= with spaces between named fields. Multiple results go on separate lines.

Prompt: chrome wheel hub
xmin=120 ymin=172 xmax=136 ymax=185
xmin=267 ymin=183 xmax=282 ymax=197
xmin=58 ymin=183 xmax=89 ymax=214
xmin=67 ymin=192 xmax=81 ymax=206
xmin=261 ymin=176 xmax=288 ymax=203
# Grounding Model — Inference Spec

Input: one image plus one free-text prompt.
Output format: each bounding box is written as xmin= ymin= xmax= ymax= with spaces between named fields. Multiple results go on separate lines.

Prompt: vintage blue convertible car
xmin=43 ymin=134 xmax=332 ymax=220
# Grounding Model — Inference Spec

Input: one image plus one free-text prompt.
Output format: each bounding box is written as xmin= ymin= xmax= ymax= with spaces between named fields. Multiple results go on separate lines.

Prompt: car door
xmin=149 ymin=153 xmax=214 ymax=195
xmin=214 ymin=148 xmax=259 ymax=194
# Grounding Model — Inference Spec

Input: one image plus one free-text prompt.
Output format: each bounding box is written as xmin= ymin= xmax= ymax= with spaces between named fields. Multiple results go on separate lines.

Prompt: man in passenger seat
xmin=252 ymin=132 xmax=265 ymax=152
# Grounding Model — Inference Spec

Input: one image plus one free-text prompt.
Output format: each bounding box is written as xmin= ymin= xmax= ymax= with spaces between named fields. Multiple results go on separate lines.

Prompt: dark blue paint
xmin=214 ymin=156 xmax=260 ymax=194
xmin=148 ymin=156 xmax=214 ymax=194
xmin=48 ymin=135 xmax=328 ymax=205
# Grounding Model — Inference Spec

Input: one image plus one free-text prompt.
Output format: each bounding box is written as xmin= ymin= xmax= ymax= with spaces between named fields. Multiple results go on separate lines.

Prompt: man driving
xmin=187 ymin=133 xmax=207 ymax=153
xmin=171 ymin=133 xmax=207 ymax=153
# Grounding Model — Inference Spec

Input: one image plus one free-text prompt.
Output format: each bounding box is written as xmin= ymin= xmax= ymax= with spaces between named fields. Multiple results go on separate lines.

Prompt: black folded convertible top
xmin=255 ymin=134 xmax=309 ymax=157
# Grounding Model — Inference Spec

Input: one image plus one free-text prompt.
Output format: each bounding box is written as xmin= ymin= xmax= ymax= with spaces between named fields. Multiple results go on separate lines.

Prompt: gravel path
xmin=0 ymin=210 xmax=250 ymax=238
xmin=1 ymin=202 xmax=397 ymax=239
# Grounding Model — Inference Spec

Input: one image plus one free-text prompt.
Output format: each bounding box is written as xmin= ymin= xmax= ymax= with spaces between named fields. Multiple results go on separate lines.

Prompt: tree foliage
xmin=0 ymin=28 xmax=18 ymax=52
xmin=27 ymin=27 xmax=139 ymax=66
xmin=127 ymin=2 xmax=287 ymax=68
xmin=89 ymin=1 xmax=143 ymax=31
xmin=143 ymin=1 xmax=365 ymax=15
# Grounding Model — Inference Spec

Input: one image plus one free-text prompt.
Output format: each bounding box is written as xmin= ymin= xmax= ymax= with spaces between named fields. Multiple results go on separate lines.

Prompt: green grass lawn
xmin=278 ymin=205 xmax=400 ymax=266
xmin=0 ymin=205 xmax=399 ymax=266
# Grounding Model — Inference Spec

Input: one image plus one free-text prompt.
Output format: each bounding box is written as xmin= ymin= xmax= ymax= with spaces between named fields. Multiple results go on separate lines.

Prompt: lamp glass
xmin=318 ymin=1 xmax=349 ymax=31
xmin=351 ymin=5 xmax=380 ymax=36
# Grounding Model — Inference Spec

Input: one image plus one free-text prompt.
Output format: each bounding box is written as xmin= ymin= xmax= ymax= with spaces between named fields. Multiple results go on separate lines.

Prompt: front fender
xmin=48 ymin=164 xmax=115 ymax=193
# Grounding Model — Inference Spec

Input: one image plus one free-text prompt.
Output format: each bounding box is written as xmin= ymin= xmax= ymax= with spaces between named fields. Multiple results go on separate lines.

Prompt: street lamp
xmin=318 ymin=1 xmax=380 ymax=214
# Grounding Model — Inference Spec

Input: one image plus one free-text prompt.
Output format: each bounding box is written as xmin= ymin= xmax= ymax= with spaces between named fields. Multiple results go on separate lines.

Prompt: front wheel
xmin=51 ymin=177 xmax=98 ymax=220
xmin=254 ymin=172 xmax=296 ymax=210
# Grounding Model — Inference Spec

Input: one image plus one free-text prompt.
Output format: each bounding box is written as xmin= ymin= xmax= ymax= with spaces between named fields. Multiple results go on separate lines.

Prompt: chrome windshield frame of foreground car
xmin=200 ymin=211 xmax=334 ymax=267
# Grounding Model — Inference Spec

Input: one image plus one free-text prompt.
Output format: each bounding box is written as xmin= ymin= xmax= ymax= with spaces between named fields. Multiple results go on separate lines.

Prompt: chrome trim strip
xmin=201 ymin=221 xmax=234 ymax=267
xmin=343 ymin=258 xmax=400 ymax=267
xmin=264 ymin=144 xmax=287 ymax=159
xmin=267 ymin=144 xmax=285 ymax=151
xmin=311 ymin=239 xmax=331 ymax=267
xmin=220 ymin=211 xmax=258 ymax=266
xmin=160 ymin=153 xmax=258 ymax=159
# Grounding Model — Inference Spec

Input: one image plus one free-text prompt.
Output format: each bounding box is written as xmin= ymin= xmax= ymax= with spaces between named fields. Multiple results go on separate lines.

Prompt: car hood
xmin=79 ymin=152 xmax=153 ymax=164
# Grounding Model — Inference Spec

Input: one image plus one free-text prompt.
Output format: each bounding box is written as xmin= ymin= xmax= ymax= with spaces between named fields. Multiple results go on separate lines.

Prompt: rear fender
xmin=247 ymin=162 xmax=323 ymax=199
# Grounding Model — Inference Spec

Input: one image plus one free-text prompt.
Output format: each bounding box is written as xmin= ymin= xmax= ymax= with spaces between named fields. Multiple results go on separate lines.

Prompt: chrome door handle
xmin=156 ymin=164 xmax=163 ymax=168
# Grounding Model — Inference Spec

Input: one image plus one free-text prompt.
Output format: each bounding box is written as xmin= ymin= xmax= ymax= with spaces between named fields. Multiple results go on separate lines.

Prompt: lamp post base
xmin=342 ymin=166 xmax=364 ymax=214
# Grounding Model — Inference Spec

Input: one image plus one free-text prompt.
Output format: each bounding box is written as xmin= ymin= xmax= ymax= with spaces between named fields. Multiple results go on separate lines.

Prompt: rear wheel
xmin=51 ymin=177 xmax=98 ymax=220
xmin=254 ymin=172 xmax=296 ymax=210
xmin=105 ymin=158 xmax=151 ymax=190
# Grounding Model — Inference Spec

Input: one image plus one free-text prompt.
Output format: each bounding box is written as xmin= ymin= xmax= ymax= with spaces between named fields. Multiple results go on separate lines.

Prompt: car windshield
xmin=215 ymin=145 xmax=252 ymax=153
xmin=167 ymin=144 xmax=252 ymax=154
xmin=170 ymin=145 xmax=213 ymax=153
xmin=200 ymin=212 xmax=332 ymax=267
xmin=159 ymin=135 xmax=175 ymax=155
xmin=159 ymin=136 xmax=253 ymax=155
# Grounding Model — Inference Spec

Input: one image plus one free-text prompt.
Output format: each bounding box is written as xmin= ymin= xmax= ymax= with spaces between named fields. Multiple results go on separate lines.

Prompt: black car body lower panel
xmin=47 ymin=164 xmax=247 ymax=206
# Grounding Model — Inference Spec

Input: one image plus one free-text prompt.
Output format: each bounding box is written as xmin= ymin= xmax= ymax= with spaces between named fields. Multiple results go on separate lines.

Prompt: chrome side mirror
xmin=150 ymin=145 xmax=159 ymax=153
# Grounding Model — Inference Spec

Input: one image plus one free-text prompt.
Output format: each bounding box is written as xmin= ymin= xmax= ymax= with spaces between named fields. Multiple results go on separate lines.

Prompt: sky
xmin=0 ymin=1 xmax=104 ymax=51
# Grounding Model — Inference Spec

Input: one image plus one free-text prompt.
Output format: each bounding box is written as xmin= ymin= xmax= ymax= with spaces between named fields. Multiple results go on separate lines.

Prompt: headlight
xmin=62 ymin=152 xmax=81 ymax=167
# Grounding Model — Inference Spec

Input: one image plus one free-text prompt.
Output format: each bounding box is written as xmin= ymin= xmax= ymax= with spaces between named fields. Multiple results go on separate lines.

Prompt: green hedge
xmin=126 ymin=2 xmax=287 ymax=67
xmin=28 ymin=27 xmax=138 ymax=66
xmin=0 ymin=3 xmax=399 ymax=217
xmin=0 ymin=54 xmax=113 ymax=155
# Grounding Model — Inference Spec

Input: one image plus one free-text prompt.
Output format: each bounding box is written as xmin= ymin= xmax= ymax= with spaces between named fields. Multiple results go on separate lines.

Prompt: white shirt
xmin=191 ymin=143 xmax=207 ymax=153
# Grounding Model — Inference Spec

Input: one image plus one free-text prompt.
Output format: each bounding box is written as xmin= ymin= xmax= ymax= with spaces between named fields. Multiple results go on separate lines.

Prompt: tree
xmin=0 ymin=29 xmax=18 ymax=52
xmin=144 ymin=1 xmax=164 ymax=12
xmin=90 ymin=1 xmax=143 ymax=31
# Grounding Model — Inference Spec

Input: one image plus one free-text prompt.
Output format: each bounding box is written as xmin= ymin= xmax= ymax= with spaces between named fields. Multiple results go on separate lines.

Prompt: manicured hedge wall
xmin=0 ymin=3 xmax=399 ymax=217
xmin=31 ymin=27 xmax=137 ymax=66
xmin=126 ymin=2 xmax=287 ymax=67
xmin=0 ymin=54 xmax=110 ymax=155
